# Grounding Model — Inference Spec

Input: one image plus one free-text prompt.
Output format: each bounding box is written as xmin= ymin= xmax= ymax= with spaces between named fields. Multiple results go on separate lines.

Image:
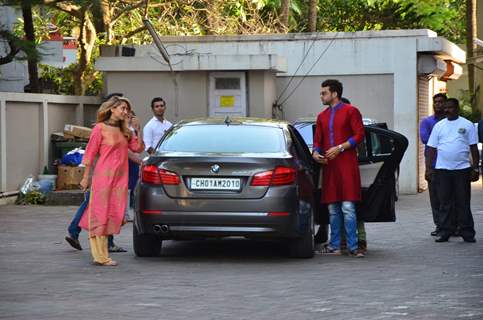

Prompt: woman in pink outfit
xmin=79 ymin=96 xmax=144 ymax=266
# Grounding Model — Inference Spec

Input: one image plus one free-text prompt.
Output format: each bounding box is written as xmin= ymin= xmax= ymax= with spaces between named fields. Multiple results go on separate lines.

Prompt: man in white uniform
xmin=426 ymin=98 xmax=480 ymax=243
xmin=143 ymin=97 xmax=173 ymax=154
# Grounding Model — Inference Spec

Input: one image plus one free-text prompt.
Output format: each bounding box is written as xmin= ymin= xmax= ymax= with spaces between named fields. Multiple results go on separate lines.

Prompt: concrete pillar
xmin=0 ymin=98 xmax=6 ymax=191
xmin=40 ymin=100 xmax=49 ymax=172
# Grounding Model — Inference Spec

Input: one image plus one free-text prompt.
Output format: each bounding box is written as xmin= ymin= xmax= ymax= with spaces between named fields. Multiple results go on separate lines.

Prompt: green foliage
xmin=4 ymin=0 xmax=468 ymax=94
xmin=0 ymin=30 xmax=39 ymax=64
xmin=458 ymin=87 xmax=482 ymax=123
xmin=39 ymin=63 xmax=102 ymax=96
xmin=291 ymin=0 xmax=465 ymax=43
xmin=15 ymin=190 xmax=46 ymax=205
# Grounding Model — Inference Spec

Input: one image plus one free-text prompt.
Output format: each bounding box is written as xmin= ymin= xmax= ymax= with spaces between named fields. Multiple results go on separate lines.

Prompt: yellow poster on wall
xmin=220 ymin=96 xmax=235 ymax=108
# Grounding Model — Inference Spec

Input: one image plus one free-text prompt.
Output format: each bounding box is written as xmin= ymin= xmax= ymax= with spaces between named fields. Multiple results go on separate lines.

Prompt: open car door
xmin=357 ymin=125 xmax=408 ymax=222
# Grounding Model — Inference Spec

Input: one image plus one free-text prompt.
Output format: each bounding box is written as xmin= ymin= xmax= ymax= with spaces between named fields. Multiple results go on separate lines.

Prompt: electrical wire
xmin=275 ymin=33 xmax=320 ymax=104
xmin=278 ymin=32 xmax=339 ymax=107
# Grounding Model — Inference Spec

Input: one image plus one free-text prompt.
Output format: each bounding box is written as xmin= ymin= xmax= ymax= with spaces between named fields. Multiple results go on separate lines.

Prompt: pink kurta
xmin=313 ymin=103 xmax=365 ymax=204
xmin=79 ymin=123 xmax=143 ymax=236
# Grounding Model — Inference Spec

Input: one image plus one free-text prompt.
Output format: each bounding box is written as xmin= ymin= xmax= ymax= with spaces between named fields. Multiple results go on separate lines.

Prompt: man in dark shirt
xmin=419 ymin=93 xmax=446 ymax=236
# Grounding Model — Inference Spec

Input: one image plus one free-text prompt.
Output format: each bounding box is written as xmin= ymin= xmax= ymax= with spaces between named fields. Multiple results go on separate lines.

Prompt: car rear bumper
xmin=135 ymin=183 xmax=312 ymax=239
xmin=136 ymin=210 xmax=304 ymax=239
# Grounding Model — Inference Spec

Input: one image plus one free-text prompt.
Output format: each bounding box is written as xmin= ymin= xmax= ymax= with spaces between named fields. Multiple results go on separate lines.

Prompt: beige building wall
xmin=276 ymin=75 xmax=394 ymax=128
xmin=0 ymin=93 xmax=101 ymax=192
xmin=248 ymin=71 xmax=277 ymax=118
xmin=105 ymin=71 xmax=279 ymax=125
xmin=5 ymin=102 xmax=41 ymax=191
xmin=104 ymin=71 xmax=208 ymax=126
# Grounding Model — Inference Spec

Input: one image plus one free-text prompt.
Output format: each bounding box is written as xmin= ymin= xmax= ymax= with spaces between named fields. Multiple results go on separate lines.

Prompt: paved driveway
xmin=1 ymin=184 xmax=482 ymax=320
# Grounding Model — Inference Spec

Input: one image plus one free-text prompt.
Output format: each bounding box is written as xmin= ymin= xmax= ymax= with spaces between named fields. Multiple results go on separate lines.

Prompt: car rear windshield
xmin=157 ymin=124 xmax=286 ymax=153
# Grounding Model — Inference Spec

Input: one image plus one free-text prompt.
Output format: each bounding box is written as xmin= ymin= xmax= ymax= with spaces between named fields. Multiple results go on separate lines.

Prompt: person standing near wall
xmin=65 ymin=93 xmax=127 ymax=253
xmin=126 ymin=109 xmax=143 ymax=221
xmin=426 ymin=98 xmax=479 ymax=243
xmin=143 ymin=97 xmax=172 ymax=154
xmin=420 ymin=93 xmax=447 ymax=236
xmin=79 ymin=96 xmax=144 ymax=266
xmin=312 ymin=79 xmax=366 ymax=257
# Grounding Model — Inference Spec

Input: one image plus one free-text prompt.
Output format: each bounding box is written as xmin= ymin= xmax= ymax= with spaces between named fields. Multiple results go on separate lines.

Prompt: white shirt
xmin=427 ymin=117 xmax=478 ymax=170
xmin=143 ymin=117 xmax=172 ymax=151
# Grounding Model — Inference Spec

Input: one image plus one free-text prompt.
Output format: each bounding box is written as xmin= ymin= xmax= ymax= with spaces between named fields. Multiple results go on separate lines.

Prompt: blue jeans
xmin=328 ymin=201 xmax=358 ymax=251
xmin=67 ymin=191 xmax=114 ymax=247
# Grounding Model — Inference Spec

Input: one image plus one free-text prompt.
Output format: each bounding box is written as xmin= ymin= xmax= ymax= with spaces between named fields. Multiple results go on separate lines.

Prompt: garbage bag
xmin=61 ymin=148 xmax=84 ymax=166
xmin=20 ymin=175 xmax=34 ymax=194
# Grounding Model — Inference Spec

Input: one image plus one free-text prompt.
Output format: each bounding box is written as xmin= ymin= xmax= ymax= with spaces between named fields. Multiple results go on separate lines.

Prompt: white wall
xmin=0 ymin=93 xmax=101 ymax=191
xmin=276 ymin=74 xmax=394 ymax=126
xmin=98 ymin=31 xmax=462 ymax=194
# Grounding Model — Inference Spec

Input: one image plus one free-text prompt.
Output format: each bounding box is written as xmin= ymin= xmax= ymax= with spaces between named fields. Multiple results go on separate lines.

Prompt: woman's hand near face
xmin=131 ymin=116 xmax=141 ymax=131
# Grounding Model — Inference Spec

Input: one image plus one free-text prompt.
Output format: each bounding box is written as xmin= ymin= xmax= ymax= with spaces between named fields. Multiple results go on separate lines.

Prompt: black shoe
xmin=108 ymin=245 xmax=127 ymax=253
xmin=435 ymin=236 xmax=449 ymax=242
xmin=462 ymin=237 xmax=476 ymax=243
xmin=430 ymin=230 xmax=440 ymax=236
xmin=65 ymin=235 xmax=82 ymax=250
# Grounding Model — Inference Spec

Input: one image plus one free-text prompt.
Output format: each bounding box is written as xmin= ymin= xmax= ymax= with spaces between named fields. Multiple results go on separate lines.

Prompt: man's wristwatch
xmin=473 ymin=166 xmax=480 ymax=172
xmin=338 ymin=144 xmax=345 ymax=153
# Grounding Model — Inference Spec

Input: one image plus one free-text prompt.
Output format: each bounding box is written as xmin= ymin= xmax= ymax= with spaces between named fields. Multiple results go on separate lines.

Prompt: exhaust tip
xmin=153 ymin=224 xmax=169 ymax=234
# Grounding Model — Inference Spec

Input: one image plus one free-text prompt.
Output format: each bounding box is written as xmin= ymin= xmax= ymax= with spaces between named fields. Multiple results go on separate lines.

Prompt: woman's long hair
xmin=96 ymin=96 xmax=132 ymax=139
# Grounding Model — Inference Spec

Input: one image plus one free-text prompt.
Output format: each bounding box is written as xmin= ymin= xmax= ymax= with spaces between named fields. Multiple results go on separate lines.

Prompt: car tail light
xmin=142 ymin=165 xmax=161 ymax=184
xmin=159 ymin=169 xmax=181 ymax=185
xmin=251 ymin=166 xmax=296 ymax=186
xmin=142 ymin=165 xmax=180 ymax=185
xmin=268 ymin=212 xmax=289 ymax=217
xmin=250 ymin=170 xmax=273 ymax=186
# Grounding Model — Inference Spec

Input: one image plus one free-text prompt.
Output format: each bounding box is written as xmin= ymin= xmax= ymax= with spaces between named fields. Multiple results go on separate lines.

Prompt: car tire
xmin=288 ymin=211 xmax=314 ymax=259
xmin=133 ymin=223 xmax=162 ymax=257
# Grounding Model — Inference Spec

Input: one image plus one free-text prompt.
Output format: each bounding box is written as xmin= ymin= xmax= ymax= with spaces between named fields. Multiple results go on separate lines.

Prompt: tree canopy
xmin=1 ymin=0 xmax=468 ymax=96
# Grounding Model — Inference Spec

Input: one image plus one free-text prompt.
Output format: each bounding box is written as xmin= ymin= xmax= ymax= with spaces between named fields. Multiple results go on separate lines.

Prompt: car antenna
xmin=224 ymin=116 xmax=231 ymax=126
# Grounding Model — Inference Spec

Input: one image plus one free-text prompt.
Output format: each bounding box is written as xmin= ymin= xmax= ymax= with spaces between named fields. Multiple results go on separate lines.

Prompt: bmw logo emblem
xmin=211 ymin=164 xmax=220 ymax=173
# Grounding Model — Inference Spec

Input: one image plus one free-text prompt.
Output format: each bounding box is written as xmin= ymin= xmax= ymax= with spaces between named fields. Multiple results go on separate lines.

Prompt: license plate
xmin=190 ymin=177 xmax=241 ymax=190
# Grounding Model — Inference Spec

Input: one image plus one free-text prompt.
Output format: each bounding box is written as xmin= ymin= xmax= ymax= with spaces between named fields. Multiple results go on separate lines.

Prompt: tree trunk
xmin=308 ymin=0 xmax=317 ymax=32
xmin=101 ymin=0 xmax=113 ymax=44
xmin=21 ymin=1 xmax=40 ymax=93
xmin=466 ymin=0 xmax=476 ymax=110
xmin=74 ymin=11 xmax=97 ymax=95
xmin=279 ymin=0 xmax=290 ymax=32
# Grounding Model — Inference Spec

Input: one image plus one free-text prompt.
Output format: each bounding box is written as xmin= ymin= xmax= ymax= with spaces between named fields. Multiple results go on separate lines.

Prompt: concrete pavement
xmin=0 ymin=184 xmax=482 ymax=320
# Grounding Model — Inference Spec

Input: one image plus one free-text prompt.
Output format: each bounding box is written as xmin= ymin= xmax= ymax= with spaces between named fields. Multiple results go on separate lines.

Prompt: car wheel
xmin=133 ymin=223 xmax=162 ymax=257
xmin=288 ymin=210 xmax=315 ymax=259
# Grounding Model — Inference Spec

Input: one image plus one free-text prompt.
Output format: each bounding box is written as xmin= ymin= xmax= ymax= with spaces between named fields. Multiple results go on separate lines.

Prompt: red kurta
xmin=313 ymin=103 xmax=365 ymax=203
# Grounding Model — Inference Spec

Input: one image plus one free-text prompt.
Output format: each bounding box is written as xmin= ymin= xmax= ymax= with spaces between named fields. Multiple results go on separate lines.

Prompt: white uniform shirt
xmin=143 ymin=117 xmax=172 ymax=151
xmin=427 ymin=117 xmax=478 ymax=170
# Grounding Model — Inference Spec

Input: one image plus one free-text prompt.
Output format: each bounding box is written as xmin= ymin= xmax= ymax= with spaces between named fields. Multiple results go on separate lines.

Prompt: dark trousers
xmin=435 ymin=168 xmax=475 ymax=239
xmin=428 ymin=174 xmax=440 ymax=229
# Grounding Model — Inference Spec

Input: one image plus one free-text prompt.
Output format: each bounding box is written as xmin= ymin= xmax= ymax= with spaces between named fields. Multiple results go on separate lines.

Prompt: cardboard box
xmin=56 ymin=165 xmax=85 ymax=190
xmin=64 ymin=124 xmax=92 ymax=140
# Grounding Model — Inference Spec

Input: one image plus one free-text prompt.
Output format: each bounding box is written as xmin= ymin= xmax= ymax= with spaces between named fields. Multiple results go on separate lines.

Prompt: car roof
xmin=294 ymin=117 xmax=378 ymax=125
xmin=176 ymin=117 xmax=291 ymax=128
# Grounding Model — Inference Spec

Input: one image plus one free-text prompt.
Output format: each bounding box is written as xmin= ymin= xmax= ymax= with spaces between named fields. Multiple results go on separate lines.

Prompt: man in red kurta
xmin=312 ymin=79 xmax=365 ymax=257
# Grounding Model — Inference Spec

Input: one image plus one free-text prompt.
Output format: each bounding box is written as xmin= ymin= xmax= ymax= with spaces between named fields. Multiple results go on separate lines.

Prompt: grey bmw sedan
xmin=134 ymin=118 xmax=317 ymax=258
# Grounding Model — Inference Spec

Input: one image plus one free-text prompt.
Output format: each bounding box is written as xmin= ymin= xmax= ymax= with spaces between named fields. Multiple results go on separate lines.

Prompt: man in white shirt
xmin=426 ymin=98 xmax=480 ymax=243
xmin=143 ymin=97 xmax=173 ymax=154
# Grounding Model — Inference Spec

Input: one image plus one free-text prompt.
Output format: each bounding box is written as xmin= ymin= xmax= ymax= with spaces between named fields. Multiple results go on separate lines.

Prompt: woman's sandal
xmin=93 ymin=260 xmax=118 ymax=266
